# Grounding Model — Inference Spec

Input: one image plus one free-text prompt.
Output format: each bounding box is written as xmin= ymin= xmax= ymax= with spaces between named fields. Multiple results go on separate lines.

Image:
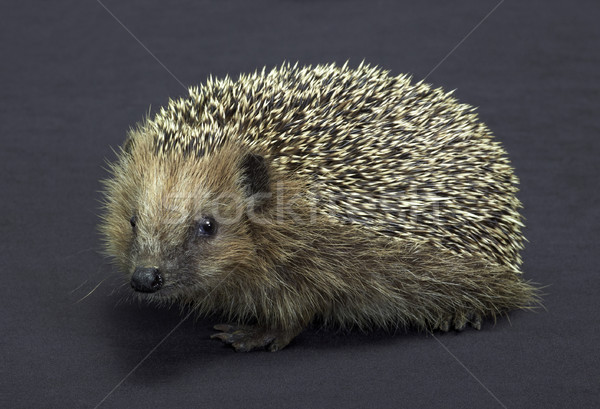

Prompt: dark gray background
xmin=1 ymin=0 xmax=598 ymax=408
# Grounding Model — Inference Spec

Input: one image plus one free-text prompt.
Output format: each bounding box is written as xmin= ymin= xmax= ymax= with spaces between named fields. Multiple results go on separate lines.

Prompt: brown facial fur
xmin=100 ymin=62 xmax=539 ymax=351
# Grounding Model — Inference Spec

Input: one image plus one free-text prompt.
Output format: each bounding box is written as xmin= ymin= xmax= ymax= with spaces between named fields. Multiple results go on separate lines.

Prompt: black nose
xmin=131 ymin=267 xmax=163 ymax=293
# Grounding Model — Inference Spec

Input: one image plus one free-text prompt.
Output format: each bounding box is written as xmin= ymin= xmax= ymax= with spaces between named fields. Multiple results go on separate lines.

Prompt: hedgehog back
xmin=147 ymin=63 xmax=524 ymax=271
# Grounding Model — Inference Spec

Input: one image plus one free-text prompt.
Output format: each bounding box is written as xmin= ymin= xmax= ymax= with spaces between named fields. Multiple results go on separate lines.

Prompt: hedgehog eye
xmin=130 ymin=215 xmax=137 ymax=229
xmin=196 ymin=217 xmax=217 ymax=237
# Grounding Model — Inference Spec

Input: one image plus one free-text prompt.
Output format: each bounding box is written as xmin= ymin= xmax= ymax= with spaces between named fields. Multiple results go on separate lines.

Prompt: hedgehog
xmin=100 ymin=62 xmax=539 ymax=352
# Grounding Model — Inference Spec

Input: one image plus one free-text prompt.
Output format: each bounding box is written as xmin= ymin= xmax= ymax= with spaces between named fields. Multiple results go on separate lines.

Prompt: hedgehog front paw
xmin=211 ymin=324 xmax=299 ymax=352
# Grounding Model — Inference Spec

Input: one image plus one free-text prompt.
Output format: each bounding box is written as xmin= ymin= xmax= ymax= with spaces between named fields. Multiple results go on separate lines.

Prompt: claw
xmin=213 ymin=324 xmax=236 ymax=332
xmin=469 ymin=313 xmax=482 ymax=330
xmin=454 ymin=315 xmax=468 ymax=332
xmin=435 ymin=312 xmax=483 ymax=333
xmin=210 ymin=331 xmax=241 ymax=344
xmin=439 ymin=319 xmax=451 ymax=332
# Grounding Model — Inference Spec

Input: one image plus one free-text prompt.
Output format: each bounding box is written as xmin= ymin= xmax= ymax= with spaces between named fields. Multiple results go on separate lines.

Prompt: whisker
xmin=76 ymin=277 xmax=110 ymax=304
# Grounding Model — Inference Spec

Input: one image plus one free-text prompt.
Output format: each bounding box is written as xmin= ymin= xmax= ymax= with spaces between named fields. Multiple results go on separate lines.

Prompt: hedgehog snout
xmin=131 ymin=266 xmax=163 ymax=293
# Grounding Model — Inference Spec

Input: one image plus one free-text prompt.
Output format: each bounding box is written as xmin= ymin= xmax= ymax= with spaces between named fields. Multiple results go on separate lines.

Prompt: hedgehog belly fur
xmin=100 ymin=62 xmax=539 ymax=351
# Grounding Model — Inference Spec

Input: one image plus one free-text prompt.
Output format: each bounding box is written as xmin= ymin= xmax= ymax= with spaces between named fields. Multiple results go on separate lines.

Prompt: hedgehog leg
xmin=211 ymin=324 xmax=300 ymax=352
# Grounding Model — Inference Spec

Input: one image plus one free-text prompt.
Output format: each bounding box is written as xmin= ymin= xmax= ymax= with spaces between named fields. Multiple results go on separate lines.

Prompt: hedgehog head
xmin=100 ymin=127 xmax=274 ymax=302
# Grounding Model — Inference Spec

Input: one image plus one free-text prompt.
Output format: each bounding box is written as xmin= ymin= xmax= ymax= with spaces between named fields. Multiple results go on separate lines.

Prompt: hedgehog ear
xmin=239 ymin=153 xmax=270 ymax=205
